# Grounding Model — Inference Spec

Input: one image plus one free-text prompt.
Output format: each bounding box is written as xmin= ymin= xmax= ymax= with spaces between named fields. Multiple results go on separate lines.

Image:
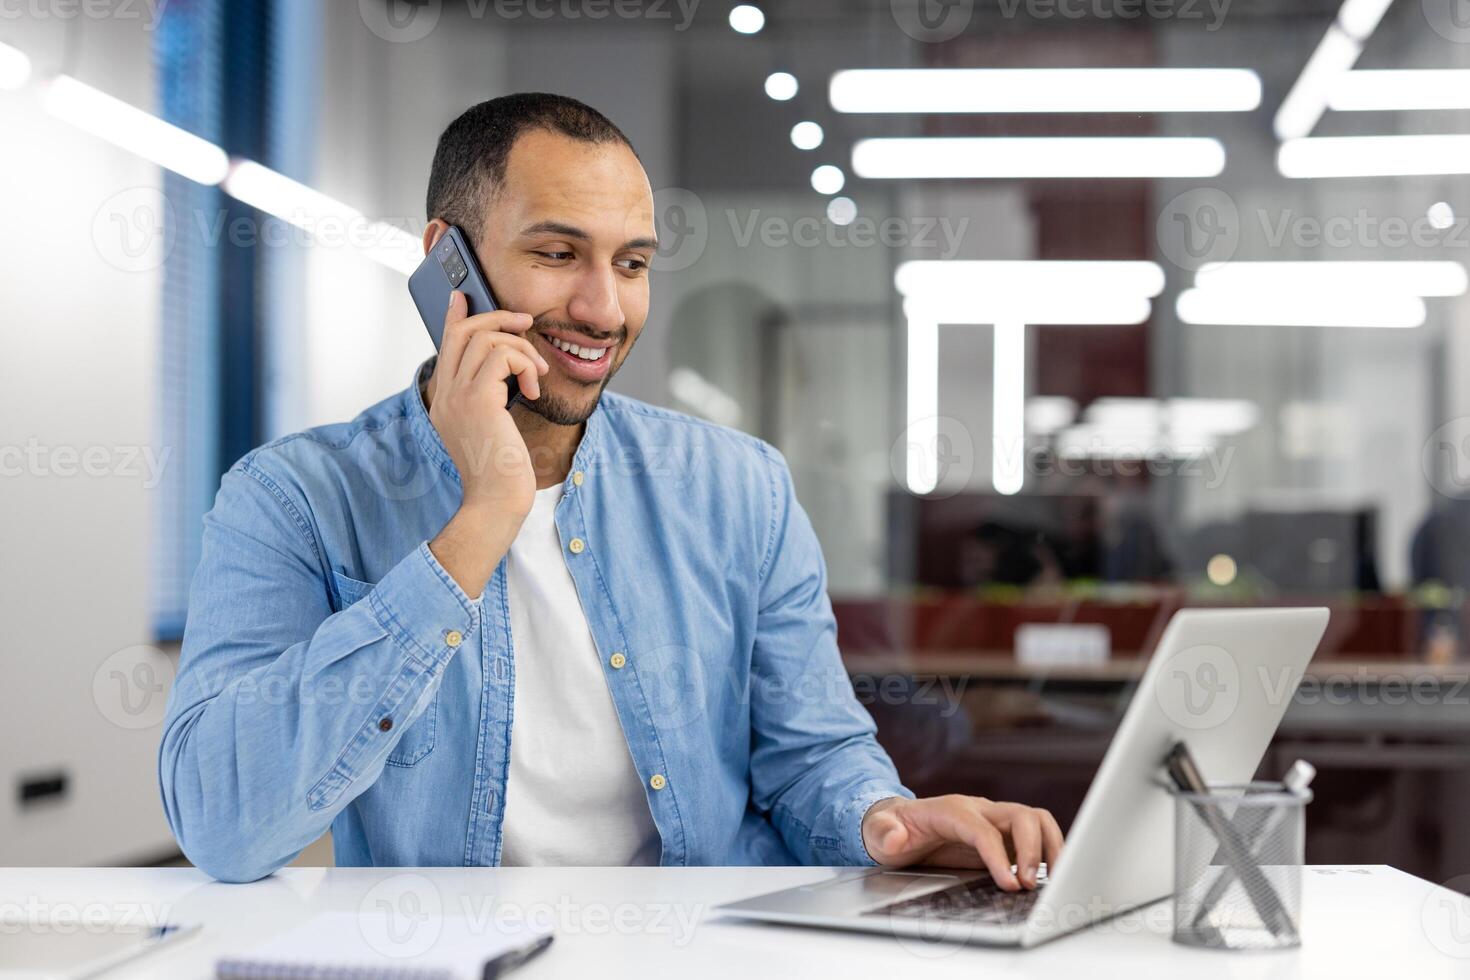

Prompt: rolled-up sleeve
xmin=745 ymin=444 xmax=914 ymax=865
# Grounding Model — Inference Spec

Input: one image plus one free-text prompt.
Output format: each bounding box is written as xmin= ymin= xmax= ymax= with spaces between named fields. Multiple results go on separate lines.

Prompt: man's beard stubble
xmin=519 ymin=317 xmax=631 ymax=426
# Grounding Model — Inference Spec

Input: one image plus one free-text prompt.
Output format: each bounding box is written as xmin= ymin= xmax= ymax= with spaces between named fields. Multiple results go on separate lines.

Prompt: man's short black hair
xmin=425 ymin=92 xmax=637 ymax=246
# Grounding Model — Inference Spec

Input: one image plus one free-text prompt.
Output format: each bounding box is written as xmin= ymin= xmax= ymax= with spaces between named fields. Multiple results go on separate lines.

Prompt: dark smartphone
xmin=408 ymin=224 xmax=519 ymax=406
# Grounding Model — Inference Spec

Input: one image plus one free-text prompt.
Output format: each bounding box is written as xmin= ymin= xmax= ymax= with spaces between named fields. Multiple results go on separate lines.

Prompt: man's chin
xmin=519 ymin=384 xmax=603 ymax=426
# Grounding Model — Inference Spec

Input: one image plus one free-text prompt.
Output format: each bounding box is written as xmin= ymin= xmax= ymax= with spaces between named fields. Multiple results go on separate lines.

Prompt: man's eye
xmin=618 ymin=257 xmax=650 ymax=272
xmin=535 ymin=251 xmax=572 ymax=261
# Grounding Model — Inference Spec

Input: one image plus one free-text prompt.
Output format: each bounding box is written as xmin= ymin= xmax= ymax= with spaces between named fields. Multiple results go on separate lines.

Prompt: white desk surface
xmin=6 ymin=864 xmax=1469 ymax=978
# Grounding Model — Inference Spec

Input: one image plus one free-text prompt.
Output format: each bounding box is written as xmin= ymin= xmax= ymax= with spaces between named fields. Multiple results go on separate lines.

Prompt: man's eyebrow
xmin=518 ymin=220 xmax=658 ymax=251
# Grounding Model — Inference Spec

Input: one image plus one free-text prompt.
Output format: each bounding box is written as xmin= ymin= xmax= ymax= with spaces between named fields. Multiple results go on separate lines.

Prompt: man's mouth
xmin=547 ymin=335 xmax=610 ymax=362
xmin=533 ymin=330 xmax=617 ymax=383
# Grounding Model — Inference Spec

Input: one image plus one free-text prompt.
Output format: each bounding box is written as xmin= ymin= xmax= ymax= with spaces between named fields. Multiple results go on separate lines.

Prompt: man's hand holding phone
xmin=426 ymin=290 xmax=549 ymax=599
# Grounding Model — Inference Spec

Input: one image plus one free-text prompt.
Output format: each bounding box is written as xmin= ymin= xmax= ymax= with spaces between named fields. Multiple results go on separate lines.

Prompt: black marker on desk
xmin=482 ymin=931 xmax=554 ymax=979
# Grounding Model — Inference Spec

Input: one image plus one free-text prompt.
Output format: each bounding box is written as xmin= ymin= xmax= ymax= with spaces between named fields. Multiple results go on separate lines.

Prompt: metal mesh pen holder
xmin=1170 ymin=781 xmax=1311 ymax=951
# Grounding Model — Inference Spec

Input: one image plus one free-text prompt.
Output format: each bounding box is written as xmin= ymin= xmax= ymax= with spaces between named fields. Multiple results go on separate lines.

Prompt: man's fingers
xmin=479 ymin=348 xmax=541 ymax=401
xmin=457 ymin=332 xmax=547 ymax=386
xmin=912 ymin=798 xmax=1019 ymax=890
xmin=440 ymin=298 xmax=537 ymax=379
xmin=1001 ymin=806 xmax=1043 ymax=888
xmin=1039 ymin=809 xmax=1064 ymax=872
xmin=439 ymin=290 xmax=471 ymax=379
xmin=462 ymin=309 xmax=535 ymax=336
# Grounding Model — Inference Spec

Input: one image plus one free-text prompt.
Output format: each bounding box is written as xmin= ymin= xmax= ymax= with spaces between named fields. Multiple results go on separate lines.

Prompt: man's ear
xmin=422 ymin=218 xmax=451 ymax=257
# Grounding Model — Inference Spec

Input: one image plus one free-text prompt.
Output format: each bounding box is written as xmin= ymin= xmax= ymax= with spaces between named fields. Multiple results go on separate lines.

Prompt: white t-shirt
xmin=499 ymin=482 xmax=661 ymax=866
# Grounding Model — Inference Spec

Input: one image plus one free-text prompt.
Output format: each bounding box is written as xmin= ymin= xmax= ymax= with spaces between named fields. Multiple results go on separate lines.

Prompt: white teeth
xmin=550 ymin=337 xmax=608 ymax=361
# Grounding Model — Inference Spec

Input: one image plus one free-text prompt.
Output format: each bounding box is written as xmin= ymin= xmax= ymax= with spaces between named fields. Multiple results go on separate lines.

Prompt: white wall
xmin=0 ymin=14 xmax=173 ymax=863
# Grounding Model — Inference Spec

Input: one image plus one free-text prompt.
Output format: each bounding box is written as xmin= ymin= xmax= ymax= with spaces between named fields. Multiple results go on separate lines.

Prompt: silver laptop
xmin=716 ymin=607 xmax=1329 ymax=948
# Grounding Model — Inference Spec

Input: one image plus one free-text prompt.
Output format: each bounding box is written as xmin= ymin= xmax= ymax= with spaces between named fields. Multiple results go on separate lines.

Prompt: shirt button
xmin=649 ymin=774 xmax=667 ymax=791
xmin=610 ymin=652 xmax=626 ymax=669
xmin=568 ymin=537 xmax=585 ymax=555
xmin=572 ymin=470 xmax=585 ymax=486
xmin=445 ymin=630 xmax=463 ymax=647
xmin=378 ymin=717 xmax=393 ymax=732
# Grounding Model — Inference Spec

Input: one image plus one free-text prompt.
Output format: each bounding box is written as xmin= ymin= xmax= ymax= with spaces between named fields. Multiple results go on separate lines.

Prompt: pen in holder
xmin=1170 ymin=779 xmax=1311 ymax=951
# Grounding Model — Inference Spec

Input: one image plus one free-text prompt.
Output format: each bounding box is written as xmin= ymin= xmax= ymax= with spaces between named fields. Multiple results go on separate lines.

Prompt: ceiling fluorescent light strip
xmin=853 ymin=137 xmax=1225 ymax=179
xmin=1278 ymin=134 xmax=1470 ymax=178
xmin=1176 ymin=288 xmax=1426 ymax=328
xmin=43 ymin=74 xmax=228 ymax=185
xmin=1273 ymin=0 xmax=1396 ymax=140
xmin=222 ymin=160 xmax=420 ymax=275
xmin=1194 ymin=261 xmax=1468 ymax=297
xmin=895 ymin=260 xmax=1166 ymax=299
xmin=1327 ymin=69 xmax=1470 ymax=111
xmin=830 ymin=68 xmax=1262 ymax=114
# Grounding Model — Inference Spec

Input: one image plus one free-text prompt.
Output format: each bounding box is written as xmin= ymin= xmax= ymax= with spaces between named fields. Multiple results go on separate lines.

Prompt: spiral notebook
xmin=215 ymin=911 xmax=552 ymax=979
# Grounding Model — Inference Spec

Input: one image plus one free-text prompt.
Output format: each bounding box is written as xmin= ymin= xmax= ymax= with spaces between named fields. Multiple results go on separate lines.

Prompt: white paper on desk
xmin=216 ymin=911 xmax=551 ymax=980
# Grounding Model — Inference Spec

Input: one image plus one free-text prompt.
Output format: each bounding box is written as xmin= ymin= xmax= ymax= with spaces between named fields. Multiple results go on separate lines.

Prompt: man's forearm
xmin=429 ymin=503 xmax=525 ymax=599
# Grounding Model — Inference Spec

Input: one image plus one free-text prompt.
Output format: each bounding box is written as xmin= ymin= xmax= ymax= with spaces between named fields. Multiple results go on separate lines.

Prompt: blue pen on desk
xmin=482 ymin=932 xmax=553 ymax=979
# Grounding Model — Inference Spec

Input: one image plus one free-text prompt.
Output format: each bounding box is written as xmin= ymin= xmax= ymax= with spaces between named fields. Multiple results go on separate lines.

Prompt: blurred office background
xmin=3 ymin=0 xmax=1470 ymax=886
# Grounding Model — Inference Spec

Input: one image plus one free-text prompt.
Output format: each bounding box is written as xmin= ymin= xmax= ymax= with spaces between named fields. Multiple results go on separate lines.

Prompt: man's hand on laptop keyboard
xmin=860 ymin=795 xmax=1064 ymax=891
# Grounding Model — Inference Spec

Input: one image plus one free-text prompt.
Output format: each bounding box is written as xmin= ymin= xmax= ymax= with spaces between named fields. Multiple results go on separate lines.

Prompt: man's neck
xmin=421 ymin=368 xmax=584 ymax=490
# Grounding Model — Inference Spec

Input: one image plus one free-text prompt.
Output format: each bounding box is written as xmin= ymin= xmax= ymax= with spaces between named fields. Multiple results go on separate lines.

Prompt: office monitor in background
xmin=1244 ymin=507 xmax=1381 ymax=593
xmin=716 ymin=607 xmax=1330 ymax=948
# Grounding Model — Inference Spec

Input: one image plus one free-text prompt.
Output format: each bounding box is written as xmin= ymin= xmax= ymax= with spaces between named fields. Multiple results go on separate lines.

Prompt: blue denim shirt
xmin=159 ymin=359 xmax=912 ymax=881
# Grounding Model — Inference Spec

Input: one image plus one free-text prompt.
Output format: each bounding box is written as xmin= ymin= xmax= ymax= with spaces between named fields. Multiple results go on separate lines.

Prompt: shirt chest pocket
xmin=330 ymin=570 xmax=439 ymax=768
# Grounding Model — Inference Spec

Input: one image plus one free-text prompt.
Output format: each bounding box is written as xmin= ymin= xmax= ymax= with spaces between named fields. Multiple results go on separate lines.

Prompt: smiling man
xmin=159 ymin=93 xmax=1062 ymax=883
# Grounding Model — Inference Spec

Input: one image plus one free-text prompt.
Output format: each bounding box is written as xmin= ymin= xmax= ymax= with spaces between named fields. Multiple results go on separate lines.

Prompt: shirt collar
xmin=405 ymin=355 xmax=607 ymax=494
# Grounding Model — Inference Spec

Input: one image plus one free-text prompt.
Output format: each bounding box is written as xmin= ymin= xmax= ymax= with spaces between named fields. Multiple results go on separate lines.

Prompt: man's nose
xmin=566 ymin=266 xmax=624 ymax=336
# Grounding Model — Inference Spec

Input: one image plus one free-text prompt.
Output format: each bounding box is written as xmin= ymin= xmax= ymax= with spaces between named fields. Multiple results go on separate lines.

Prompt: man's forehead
xmin=493 ymin=130 xmax=656 ymax=243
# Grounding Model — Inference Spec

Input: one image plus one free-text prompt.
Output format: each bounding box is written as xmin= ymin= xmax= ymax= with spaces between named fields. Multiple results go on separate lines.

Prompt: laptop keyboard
xmin=865 ymin=876 xmax=1044 ymax=925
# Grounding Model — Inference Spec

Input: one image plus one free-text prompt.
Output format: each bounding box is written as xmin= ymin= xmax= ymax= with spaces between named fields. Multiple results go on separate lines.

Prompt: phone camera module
xmin=438 ymin=242 xmax=469 ymax=287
